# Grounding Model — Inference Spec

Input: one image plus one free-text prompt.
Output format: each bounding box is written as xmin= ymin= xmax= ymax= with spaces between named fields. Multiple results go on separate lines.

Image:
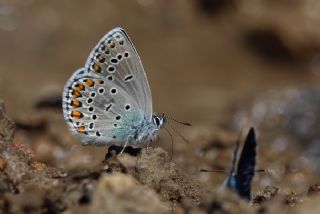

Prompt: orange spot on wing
xmin=92 ymin=63 xmax=101 ymax=73
xmin=72 ymin=90 xmax=82 ymax=98
xmin=77 ymin=126 xmax=86 ymax=133
xmin=75 ymin=83 xmax=85 ymax=91
xmin=71 ymin=110 xmax=83 ymax=119
xmin=71 ymin=100 xmax=82 ymax=108
xmin=84 ymin=79 xmax=95 ymax=87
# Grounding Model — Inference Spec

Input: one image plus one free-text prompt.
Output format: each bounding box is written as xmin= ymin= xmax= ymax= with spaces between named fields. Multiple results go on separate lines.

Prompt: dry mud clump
xmin=0 ymin=98 xmax=320 ymax=213
xmin=0 ymin=99 xmax=207 ymax=213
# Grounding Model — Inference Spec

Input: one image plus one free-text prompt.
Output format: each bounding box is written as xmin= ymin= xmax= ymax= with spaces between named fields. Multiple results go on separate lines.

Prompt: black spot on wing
xmin=124 ymin=75 xmax=133 ymax=82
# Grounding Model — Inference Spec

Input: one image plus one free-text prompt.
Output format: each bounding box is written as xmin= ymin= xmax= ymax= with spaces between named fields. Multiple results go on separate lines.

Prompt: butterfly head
xmin=152 ymin=113 xmax=167 ymax=129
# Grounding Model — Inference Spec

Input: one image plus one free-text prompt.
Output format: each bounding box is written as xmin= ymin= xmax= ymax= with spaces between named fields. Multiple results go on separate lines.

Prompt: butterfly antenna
xmin=164 ymin=126 xmax=174 ymax=160
xmin=166 ymin=114 xmax=191 ymax=126
xmin=200 ymin=169 xmax=228 ymax=174
xmin=167 ymin=122 xmax=190 ymax=144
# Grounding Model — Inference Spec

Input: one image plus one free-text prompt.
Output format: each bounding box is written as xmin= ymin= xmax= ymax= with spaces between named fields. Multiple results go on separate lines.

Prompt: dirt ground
xmin=0 ymin=0 xmax=320 ymax=213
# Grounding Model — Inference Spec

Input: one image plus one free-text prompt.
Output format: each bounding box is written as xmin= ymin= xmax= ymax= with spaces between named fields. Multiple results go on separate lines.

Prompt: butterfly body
xmin=62 ymin=28 xmax=166 ymax=147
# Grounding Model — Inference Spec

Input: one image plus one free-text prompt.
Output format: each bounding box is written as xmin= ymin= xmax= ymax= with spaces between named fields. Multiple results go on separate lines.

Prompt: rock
xmin=111 ymin=147 xmax=208 ymax=205
xmin=0 ymin=99 xmax=67 ymax=192
xmin=0 ymin=100 xmax=15 ymax=142
xmin=90 ymin=173 xmax=169 ymax=214
xmin=136 ymin=148 xmax=206 ymax=204
xmin=0 ymin=99 xmax=30 ymax=184
xmin=308 ymin=183 xmax=320 ymax=196
xmin=253 ymin=186 xmax=279 ymax=204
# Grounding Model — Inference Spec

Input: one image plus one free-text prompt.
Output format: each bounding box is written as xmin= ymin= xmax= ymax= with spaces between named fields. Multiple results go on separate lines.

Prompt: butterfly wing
xmin=63 ymin=72 xmax=145 ymax=146
xmin=62 ymin=28 xmax=154 ymax=146
xmin=84 ymin=27 xmax=153 ymax=119
xmin=236 ymin=128 xmax=257 ymax=200
xmin=226 ymin=130 xmax=241 ymax=192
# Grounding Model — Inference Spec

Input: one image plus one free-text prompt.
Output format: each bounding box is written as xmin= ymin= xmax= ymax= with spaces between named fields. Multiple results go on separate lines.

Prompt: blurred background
xmin=0 ymin=0 xmax=320 ymax=193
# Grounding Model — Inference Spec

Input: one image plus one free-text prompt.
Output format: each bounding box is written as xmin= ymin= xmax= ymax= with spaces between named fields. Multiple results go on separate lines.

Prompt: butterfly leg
xmin=147 ymin=138 xmax=156 ymax=154
xmin=156 ymin=135 xmax=160 ymax=147
xmin=119 ymin=135 xmax=132 ymax=155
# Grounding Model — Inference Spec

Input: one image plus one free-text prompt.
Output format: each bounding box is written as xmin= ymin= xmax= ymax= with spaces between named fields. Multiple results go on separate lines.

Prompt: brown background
xmin=1 ymin=0 xmax=319 ymax=124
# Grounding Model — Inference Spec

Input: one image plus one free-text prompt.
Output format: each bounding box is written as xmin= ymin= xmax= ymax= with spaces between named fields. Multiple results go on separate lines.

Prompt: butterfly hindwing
xmin=63 ymin=72 xmax=144 ymax=146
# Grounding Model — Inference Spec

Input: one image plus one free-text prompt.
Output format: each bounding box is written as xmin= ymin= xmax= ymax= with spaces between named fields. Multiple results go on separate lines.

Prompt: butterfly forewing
xmin=84 ymin=28 xmax=153 ymax=119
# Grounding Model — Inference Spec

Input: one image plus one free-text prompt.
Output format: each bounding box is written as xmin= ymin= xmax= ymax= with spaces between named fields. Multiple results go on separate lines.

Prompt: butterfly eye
xmin=154 ymin=117 xmax=161 ymax=126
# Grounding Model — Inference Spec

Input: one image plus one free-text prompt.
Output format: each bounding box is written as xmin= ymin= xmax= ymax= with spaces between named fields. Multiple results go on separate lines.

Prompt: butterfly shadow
xmin=104 ymin=145 xmax=142 ymax=160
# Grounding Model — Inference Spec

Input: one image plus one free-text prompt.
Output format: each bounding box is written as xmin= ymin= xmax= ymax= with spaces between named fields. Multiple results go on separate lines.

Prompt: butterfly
xmin=62 ymin=27 xmax=167 ymax=148
xmin=201 ymin=128 xmax=257 ymax=200
xmin=225 ymin=127 xmax=257 ymax=200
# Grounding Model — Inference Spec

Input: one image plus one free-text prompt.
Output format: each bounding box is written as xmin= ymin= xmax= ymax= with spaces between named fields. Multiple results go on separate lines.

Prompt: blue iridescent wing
xmin=236 ymin=128 xmax=257 ymax=200
xmin=226 ymin=130 xmax=241 ymax=192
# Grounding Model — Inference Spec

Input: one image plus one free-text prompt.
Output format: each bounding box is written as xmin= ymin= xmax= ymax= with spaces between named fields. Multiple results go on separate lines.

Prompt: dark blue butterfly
xmin=225 ymin=128 xmax=257 ymax=200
